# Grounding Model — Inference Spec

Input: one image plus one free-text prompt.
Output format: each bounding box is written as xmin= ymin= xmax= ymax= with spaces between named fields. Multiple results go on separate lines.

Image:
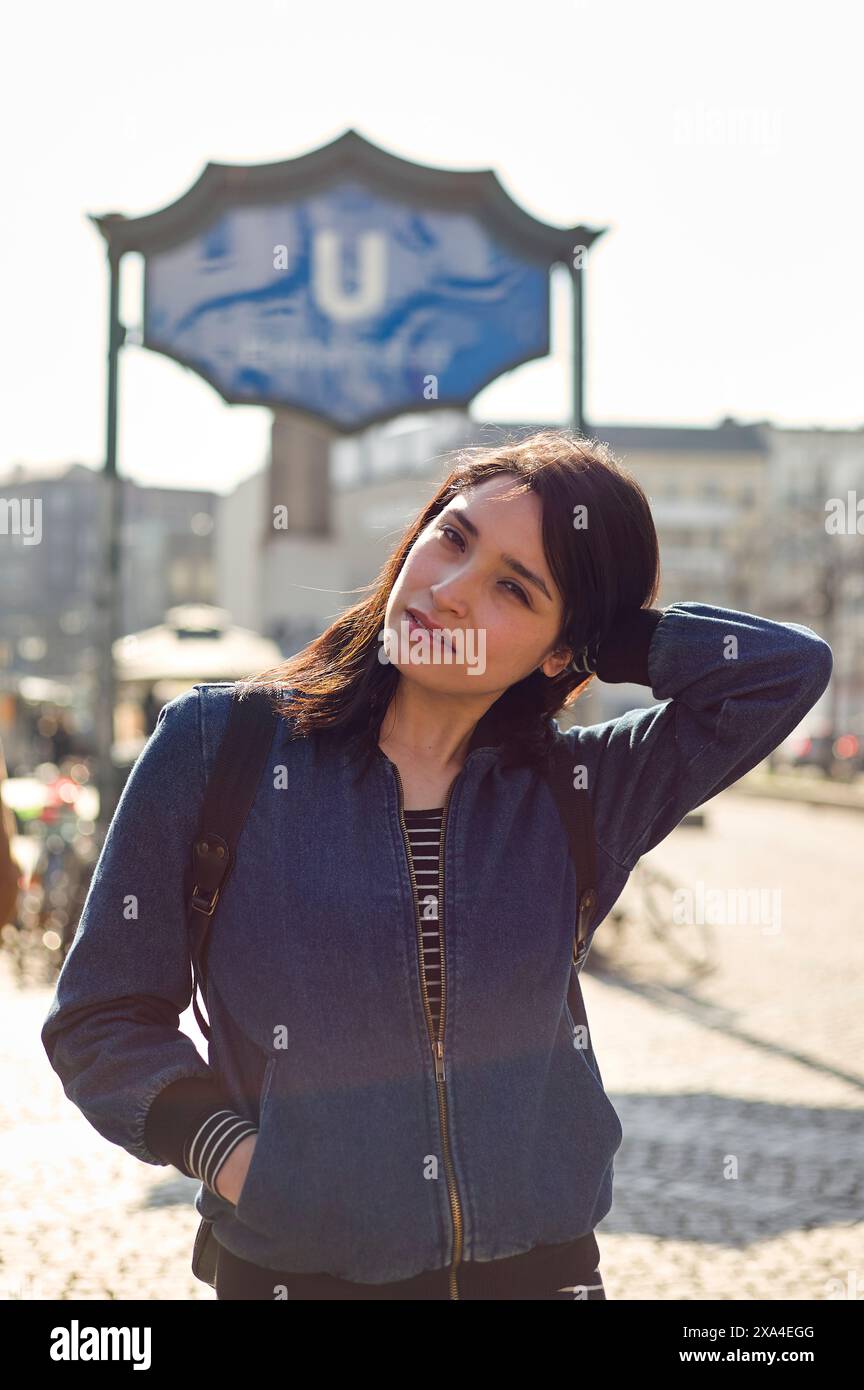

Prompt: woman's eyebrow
xmin=446 ymin=507 xmax=552 ymax=602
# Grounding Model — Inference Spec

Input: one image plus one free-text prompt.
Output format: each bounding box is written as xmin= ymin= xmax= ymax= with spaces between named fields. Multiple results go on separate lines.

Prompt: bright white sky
xmin=2 ymin=0 xmax=862 ymax=495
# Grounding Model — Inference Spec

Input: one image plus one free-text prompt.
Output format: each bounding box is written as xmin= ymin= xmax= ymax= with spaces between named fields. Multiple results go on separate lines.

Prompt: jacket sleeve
xmin=40 ymin=687 xmax=232 ymax=1167
xmin=566 ymin=601 xmax=834 ymax=873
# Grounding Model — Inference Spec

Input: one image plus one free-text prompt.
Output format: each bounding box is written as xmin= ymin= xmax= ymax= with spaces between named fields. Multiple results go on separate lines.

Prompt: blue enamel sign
xmin=143 ymin=180 xmax=551 ymax=432
xmin=93 ymin=131 xmax=602 ymax=434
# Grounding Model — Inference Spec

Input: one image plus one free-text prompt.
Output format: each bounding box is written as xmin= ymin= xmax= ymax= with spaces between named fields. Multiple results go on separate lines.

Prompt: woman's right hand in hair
xmin=214 ymin=1134 xmax=258 ymax=1205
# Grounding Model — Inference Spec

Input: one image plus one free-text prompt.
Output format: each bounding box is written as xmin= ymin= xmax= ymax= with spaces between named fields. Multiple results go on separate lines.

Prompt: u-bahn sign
xmin=91 ymin=129 xmax=605 ymax=434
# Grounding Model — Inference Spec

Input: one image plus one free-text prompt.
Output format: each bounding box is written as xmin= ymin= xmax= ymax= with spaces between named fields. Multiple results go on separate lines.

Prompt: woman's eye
xmin=438 ymin=524 xmax=530 ymax=606
xmin=502 ymin=581 xmax=530 ymax=605
xmin=438 ymin=523 xmax=464 ymax=549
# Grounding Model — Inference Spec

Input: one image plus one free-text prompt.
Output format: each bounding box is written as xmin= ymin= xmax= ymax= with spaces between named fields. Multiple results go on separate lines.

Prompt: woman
xmin=41 ymin=430 xmax=833 ymax=1300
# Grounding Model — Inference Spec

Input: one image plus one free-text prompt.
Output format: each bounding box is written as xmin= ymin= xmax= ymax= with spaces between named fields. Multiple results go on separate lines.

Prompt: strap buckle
xmin=189 ymin=834 xmax=230 ymax=917
xmin=190 ymin=884 xmax=222 ymax=916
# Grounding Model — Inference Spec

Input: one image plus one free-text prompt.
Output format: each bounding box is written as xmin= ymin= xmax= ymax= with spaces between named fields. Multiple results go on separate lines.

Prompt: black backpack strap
xmin=544 ymin=731 xmax=598 ymax=1033
xmin=186 ymin=683 xmax=281 ymax=1040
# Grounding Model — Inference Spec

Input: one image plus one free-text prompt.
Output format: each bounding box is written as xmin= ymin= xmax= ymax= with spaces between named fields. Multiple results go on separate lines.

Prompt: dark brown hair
xmin=240 ymin=428 xmax=660 ymax=784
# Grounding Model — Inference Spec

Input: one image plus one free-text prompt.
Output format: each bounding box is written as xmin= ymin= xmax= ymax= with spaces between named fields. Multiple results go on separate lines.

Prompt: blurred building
xmin=762 ymin=427 xmax=864 ymax=730
xmin=0 ymin=462 xmax=217 ymax=684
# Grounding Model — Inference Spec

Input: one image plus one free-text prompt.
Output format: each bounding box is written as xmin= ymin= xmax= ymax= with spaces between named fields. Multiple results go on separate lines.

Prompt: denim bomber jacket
xmin=40 ymin=602 xmax=833 ymax=1284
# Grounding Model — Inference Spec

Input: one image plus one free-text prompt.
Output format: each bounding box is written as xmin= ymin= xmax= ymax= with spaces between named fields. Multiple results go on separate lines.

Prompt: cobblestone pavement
xmin=588 ymin=791 xmax=863 ymax=1301
xmin=1 ymin=789 xmax=860 ymax=1301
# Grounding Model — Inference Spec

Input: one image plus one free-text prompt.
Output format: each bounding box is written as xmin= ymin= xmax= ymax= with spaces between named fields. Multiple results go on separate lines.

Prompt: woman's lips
xmin=406 ymin=607 xmax=441 ymax=631
xmin=405 ymin=609 xmax=452 ymax=651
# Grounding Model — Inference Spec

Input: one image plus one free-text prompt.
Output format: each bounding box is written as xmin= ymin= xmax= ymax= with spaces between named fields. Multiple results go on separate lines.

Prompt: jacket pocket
xmin=562 ymin=999 xmax=623 ymax=1149
xmin=234 ymin=1055 xmax=277 ymax=1223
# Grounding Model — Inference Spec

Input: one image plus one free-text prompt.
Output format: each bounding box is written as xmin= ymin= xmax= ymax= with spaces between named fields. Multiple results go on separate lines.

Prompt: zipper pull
xmin=434 ymin=1039 xmax=446 ymax=1082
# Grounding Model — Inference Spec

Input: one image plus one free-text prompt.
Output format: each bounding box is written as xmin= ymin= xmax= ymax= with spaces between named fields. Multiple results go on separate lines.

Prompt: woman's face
xmin=382 ymin=474 xmax=573 ymax=695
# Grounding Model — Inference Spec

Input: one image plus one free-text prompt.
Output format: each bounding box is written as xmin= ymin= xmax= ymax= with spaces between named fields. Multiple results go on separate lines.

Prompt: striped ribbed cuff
xmin=182 ymin=1109 xmax=259 ymax=1195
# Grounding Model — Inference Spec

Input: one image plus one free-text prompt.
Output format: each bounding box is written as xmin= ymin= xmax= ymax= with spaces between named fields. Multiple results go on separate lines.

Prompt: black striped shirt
xmin=404 ymin=807 xmax=445 ymax=1036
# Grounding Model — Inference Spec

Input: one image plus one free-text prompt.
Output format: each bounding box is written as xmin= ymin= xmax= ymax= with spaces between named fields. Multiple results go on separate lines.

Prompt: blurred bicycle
xmin=0 ymin=761 xmax=101 ymax=985
xmin=588 ymin=849 xmax=718 ymax=982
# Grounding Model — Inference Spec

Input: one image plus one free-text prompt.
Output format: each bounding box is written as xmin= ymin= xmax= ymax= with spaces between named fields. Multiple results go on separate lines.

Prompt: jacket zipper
xmin=392 ymin=763 xmax=464 ymax=1300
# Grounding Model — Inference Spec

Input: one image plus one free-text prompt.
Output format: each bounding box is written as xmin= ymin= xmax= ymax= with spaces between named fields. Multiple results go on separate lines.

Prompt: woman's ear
xmin=539 ymin=644 xmax=574 ymax=680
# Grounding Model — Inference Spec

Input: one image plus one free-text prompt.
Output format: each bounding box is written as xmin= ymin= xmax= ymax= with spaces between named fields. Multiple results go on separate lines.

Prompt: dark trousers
xmin=215 ymin=1233 xmax=606 ymax=1301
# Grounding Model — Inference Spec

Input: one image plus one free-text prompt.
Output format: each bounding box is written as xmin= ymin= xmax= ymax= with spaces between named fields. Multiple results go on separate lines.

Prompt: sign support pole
xmin=95 ymin=242 xmax=125 ymax=834
xmin=571 ymin=260 xmax=584 ymax=437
